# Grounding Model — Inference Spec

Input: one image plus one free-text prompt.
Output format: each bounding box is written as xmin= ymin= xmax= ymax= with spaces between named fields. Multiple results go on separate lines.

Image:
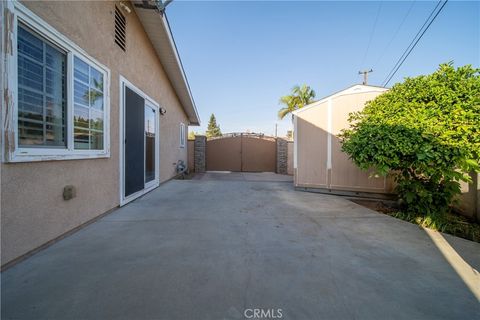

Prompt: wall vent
xmin=114 ymin=6 xmax=126 ymax=51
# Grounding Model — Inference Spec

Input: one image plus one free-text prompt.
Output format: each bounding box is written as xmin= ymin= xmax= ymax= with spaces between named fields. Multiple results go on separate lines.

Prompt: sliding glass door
xmin=144 ymin=104 xmax=156 ymax=187
xmin=121 ymin=79 xmax=159 ymax=204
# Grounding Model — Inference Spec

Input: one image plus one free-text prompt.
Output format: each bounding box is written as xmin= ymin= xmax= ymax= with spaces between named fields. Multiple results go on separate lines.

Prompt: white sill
xmin=7 ymin=151 xmax=111 ymax=163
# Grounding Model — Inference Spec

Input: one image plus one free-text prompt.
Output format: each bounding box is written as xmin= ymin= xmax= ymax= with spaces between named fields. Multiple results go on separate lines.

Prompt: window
xmin=5 ymin=2 xmax=110 ymax=162
xmin=17 ymin=25 xmax=67 ymax=147
xmin=180 ymin=123 xmax=186 ymax=148
xmin=73 ymin=57 xmax=104 ymax=150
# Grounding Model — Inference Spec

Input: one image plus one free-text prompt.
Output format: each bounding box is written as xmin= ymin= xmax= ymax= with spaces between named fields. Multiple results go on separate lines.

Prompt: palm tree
xmin=278 ymin=84 xmax=316 ymax=120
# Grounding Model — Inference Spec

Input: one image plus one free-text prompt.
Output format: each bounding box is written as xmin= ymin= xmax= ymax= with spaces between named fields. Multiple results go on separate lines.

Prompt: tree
xmin=206 ymin=114 xmax=222 ymax=138
xmin=340 ymin=63 xmax=480 ymax=215
xmin=278 ymin=84 xmax=316 ymax=120
xmin=188 ymin=131 xmax=196 ymax=140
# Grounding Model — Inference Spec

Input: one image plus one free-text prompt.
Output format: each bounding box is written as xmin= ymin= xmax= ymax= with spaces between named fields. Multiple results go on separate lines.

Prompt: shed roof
xmin=132 ymin=1 xmax=200 ymax=125
xmin=292 ymin=84 xmax=388 ymax=116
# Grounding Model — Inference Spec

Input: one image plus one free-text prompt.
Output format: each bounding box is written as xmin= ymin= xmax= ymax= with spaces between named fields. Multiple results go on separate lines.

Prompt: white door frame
xmin=119 ymin=76 xmax=160 ymax=206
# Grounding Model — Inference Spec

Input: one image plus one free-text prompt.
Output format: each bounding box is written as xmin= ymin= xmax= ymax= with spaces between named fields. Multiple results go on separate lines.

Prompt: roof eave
xmin=132 ymin=2 xmax=200 ymax=125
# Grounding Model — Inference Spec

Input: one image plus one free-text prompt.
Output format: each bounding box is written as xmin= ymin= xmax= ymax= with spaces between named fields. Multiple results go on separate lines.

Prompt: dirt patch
xmin=350 ymin=199 xmax=397 ymax=214
xmin=352 ymin=199 xmax=480 ymax=243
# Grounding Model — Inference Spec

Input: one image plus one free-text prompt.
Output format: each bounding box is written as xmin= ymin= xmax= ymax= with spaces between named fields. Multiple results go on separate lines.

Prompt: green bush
xmin=341 ymin=63 xmax=480 ymax=216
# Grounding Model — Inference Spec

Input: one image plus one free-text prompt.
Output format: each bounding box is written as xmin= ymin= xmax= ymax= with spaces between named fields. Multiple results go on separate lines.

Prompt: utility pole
xmin=358 ymin=69 xmax=373 ymax=85
xmin=275 ymin=123 xmax=278 ymax=137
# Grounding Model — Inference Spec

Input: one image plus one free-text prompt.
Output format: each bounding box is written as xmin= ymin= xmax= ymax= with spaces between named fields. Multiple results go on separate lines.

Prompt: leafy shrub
xmin=341 ymin=63 xmax=480 ymax=216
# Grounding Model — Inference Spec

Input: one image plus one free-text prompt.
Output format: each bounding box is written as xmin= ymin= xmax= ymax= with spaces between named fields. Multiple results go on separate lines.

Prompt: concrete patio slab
xmin=2 ymin=176 xmax=479 ymax=320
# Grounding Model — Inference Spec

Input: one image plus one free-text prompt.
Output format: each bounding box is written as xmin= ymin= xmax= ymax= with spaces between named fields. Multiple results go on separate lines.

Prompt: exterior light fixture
xmin=119 ymin=1 xmax=132 ymax=14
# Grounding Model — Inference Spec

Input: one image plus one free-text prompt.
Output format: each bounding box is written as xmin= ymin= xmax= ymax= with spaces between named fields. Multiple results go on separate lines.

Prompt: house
xmin=0 ymin=1 xmax=200 ymax=267
xmin=292 ymin=84 xmax=393 ymax=197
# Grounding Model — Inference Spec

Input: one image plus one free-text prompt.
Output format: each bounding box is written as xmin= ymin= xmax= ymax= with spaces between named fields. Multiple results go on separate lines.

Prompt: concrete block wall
xmin=187 ymin=140 xmax=195 ymax=172
xmin=194 ymin=135 xmax=206 ymax=173
xmin=287 ymin=141 xmax=294 ymax=175
xmin=276 ymin=138 xmax=288 ymax=175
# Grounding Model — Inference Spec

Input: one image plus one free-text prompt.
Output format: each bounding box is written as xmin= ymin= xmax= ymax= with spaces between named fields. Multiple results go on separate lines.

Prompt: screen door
xmin=124 ymin=87 xmax=146 ymax=197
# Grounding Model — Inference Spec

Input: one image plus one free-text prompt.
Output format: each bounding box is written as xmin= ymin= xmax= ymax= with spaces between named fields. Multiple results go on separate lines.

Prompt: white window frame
xmin=179 ymin=122 xmax=186 ymax=148
xmin=3 ymin=1 xmax=110 ymax=162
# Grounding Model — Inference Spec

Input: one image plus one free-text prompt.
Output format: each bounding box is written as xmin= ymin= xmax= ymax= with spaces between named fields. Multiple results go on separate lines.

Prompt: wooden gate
xmin=206 ymin=133 xmax=276 ymax=172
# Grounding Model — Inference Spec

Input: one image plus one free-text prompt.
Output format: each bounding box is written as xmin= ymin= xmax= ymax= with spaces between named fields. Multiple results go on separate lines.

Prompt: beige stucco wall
xmin=295 ymin=88 xmax=393 ymax=194
xmin=1 ymin=1 xmax=189 ymax=265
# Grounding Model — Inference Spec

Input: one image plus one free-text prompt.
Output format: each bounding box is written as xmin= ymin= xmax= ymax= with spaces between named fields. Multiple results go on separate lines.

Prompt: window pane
xmin=90 ymin=110 xmax=104 ymax=131
xmin=18 ymin=26 xmax=43 ymax=63
xmin=90 ymin=67 xmax=103 ymax=110
xmin=19 ymin=119 xmax=43 ymax=145
xmin=17 ymin=25 xmax=66 ymax=148
xmin=90 ymin=89 xmax=103 ymax=110
xmin=74 ymin=105 xmax=89 ymax=128
xmin=45 ymin=124 xmax=64 ymax=145
xmin=74 ymin=80 xmax=90 ymax=107
xmin=46 ymin=68 xmax=64 ymax=96
xmin=18 ymin=87 xmax=43 ymax=116
xmin=180 ymin=124 xmax=185 ymax=146
xmin=145 ymin=107 xmax=155 ymax=183
xmin=90 ymin=68 xmax=103 ymax=91
xmin=46 ymin=44 xmax=64 ymax=72
xmin=18 ymin=56 xmax=43 ymax=92
xmin=74 ymin=56 xmax=89 ymax=84
xmin=74 ymin=57 xmax=105 ymax=150
xmin=74 ymin=128 xmax=89 ymax=149
xmin=90 ymin=131 xmax=103 ymax=150
xmin=45 ymin=95 xmax=65 ymax=145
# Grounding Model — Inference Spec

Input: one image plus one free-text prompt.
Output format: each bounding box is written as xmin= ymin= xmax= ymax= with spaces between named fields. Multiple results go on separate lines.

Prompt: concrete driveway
xmin=2 ymin=173 xmax=480 ymax=320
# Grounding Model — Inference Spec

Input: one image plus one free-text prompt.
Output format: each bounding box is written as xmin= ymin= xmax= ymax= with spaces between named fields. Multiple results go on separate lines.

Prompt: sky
xmin=166 ymin=0 xmax=480 ymax=136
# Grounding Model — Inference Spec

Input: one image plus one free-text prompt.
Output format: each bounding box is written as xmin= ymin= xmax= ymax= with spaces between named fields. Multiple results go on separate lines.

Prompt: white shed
xmin=293 ymin=84 xmax=394 ymax=197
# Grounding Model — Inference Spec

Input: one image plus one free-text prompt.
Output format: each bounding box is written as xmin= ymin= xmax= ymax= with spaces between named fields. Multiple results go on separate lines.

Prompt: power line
xmin=382 ymin=0 xmax=448 ymax=87
xmin=382 ymin=1 xmax=443 ymax=85
xmin=374 ymin=0 xmax=416 ymax=67
xmin=361 ymin=1 xmax=383 ymax=67
xmin=382 ymin=0 xmax=443 ymax=86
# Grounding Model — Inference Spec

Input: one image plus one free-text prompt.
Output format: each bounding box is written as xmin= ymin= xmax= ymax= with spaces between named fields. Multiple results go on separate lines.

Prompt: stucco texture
xmin=2 ymin=1 xmax=189 ymax=265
